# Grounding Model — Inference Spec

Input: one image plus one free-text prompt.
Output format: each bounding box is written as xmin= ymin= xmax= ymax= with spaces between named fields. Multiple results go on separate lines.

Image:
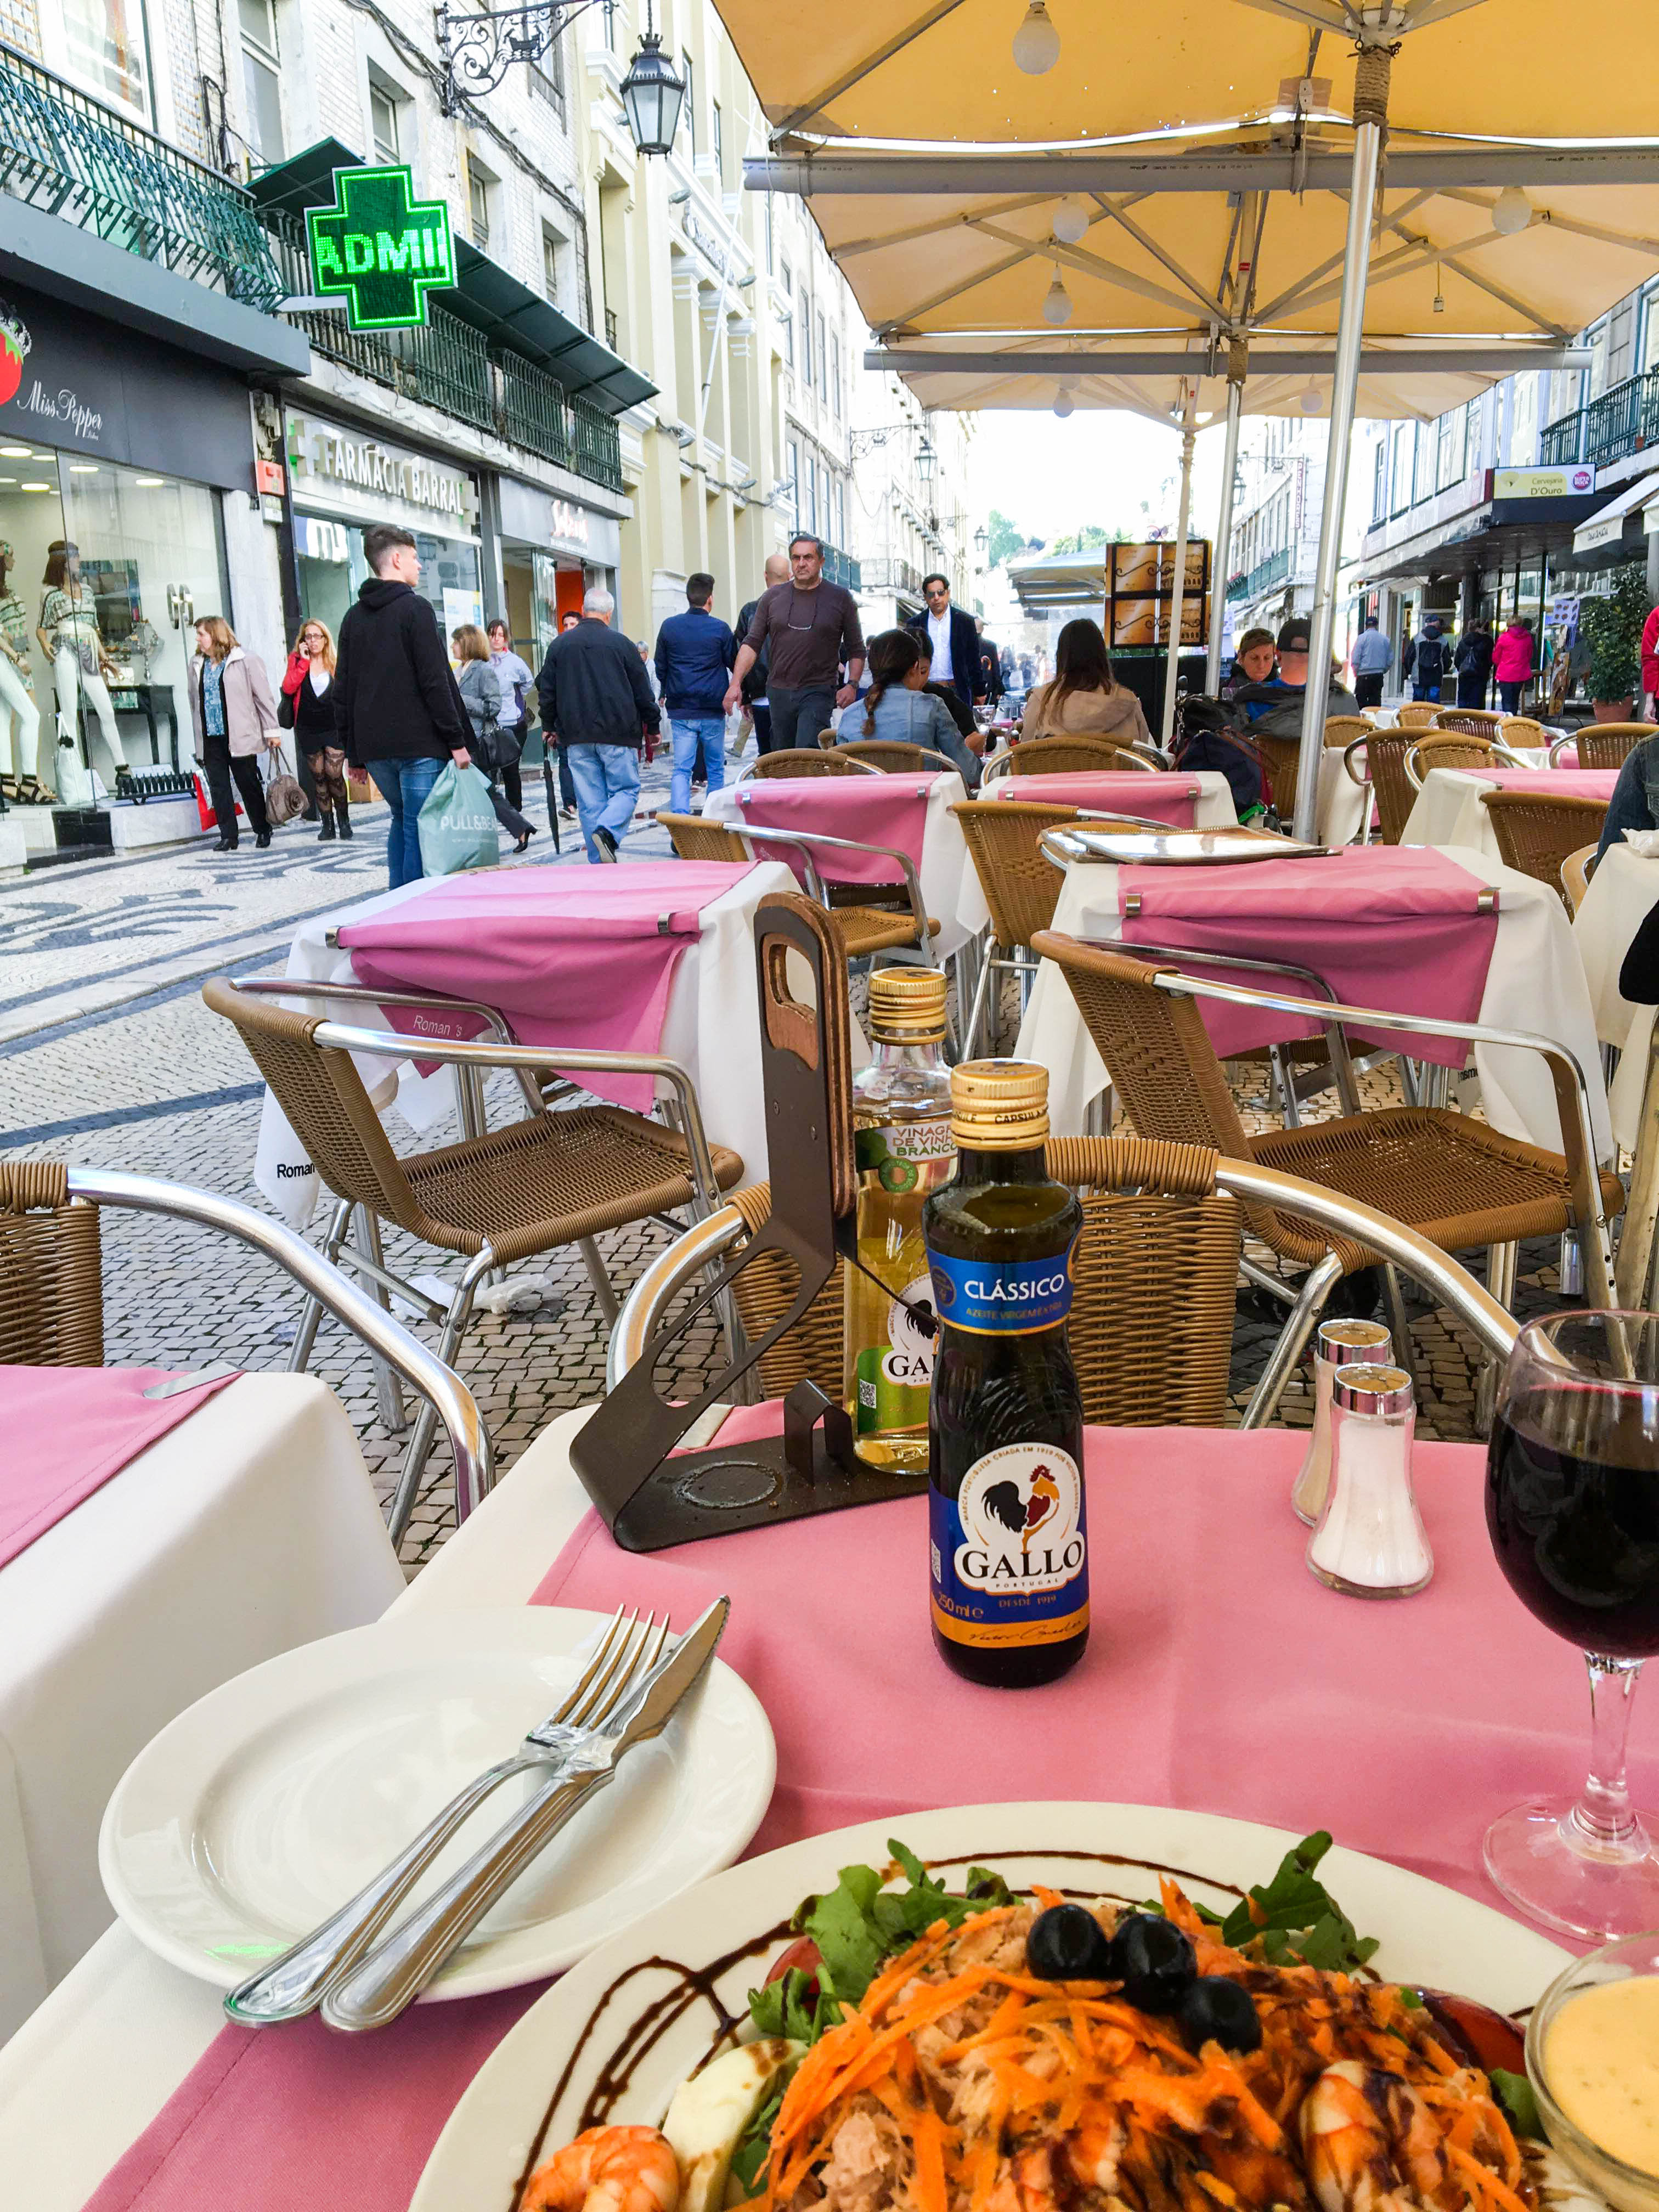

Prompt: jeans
xmin=1596 ymin=735 xmax=1659 ymax=859
xmin=567 ymin=742 xmax=641 ymax=861
xmin=365 ymin=754 xmax=445 ymax=888
xmin=1411 ymin=681 xmax=1441 ymax=703
xmin=750 ymin=698 xmax=774 ymax=755
xmin=768 ymin=682 xmax=838 ymax=751
xmin=669 ymin=714 xmax=725 ymax=813
xmin=202 ymin=731 xmax=269 ymax=844
xmin=1499 ymin=682 xmax=1526 ymax=714
xmin=1353 ymin=672 xmax=1385 ymax=709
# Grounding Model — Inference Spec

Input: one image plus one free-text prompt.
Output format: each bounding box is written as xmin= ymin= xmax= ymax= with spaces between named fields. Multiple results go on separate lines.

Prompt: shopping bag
xmin=416 ymin=760 xmax=499 ymax=875
xmin=54 ymin=735 xmax=92 ymax=807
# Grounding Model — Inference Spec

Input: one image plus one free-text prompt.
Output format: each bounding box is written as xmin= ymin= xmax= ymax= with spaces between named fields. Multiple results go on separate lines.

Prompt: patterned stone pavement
xmin=0 ymin=751 xmax=1573 ymax=1575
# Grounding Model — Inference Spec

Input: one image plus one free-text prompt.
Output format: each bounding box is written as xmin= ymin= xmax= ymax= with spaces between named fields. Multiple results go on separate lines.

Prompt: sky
xmin=966 ymin=407 xmax=1230 ymax=549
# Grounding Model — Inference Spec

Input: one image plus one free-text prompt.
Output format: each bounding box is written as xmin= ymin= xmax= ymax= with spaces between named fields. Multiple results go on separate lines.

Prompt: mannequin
xmin=37 ymin=539 xmax=124 ymax=793
xmin=0 ymin=538 xmax=43 ymax=800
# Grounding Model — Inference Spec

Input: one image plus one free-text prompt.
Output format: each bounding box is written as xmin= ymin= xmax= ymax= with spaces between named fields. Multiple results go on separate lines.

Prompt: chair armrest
xmin=608 ymin=1205 xmax=747 ymax=1389
xmin=308 ymin=1023 xmax=725 ymax=1214
xmin=61 ymin=1169 xmax=492 ymax=1520
xmin=1340 ymin=735 xmax=1372 ymax=788
xmin=1493 ymin=744 xmax=1537 ymax=769
xmin=722 ymin=822 xmax=932 ymax=949
xmin=1548 ymin=733 xmax=1576 ymax=766
xmin=230 ymin=974 xmax=516 ymax=1043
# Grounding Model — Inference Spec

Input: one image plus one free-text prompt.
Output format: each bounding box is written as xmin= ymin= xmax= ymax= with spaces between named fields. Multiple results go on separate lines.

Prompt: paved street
xmin=0 ymin=755 xmax=1566 ymax=1576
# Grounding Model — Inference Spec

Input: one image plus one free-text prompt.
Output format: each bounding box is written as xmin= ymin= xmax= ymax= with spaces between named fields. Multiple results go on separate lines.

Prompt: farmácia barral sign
xmin=306 ymin=165 xmax=455 ymax=333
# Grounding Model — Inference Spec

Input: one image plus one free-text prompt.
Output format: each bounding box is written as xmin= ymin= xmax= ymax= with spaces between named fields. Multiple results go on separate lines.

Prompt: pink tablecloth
xmin=337 ymin=862 xmax=758 ymax=1114
xmin=1463 ymin=769 xmax=1617 ymax=802
xmin=2 ymin=1365 xmax=238 ymax=1573
xmin=994 ymin=773 xmax=1203 ymax=825
xmin=1119 ymin=843 xmax=1499 ymax=1066
xmin=730 ymin=776 xmax=936 ymax=887
xmin=87 ymin=1412 xmax=1648 ymax=2212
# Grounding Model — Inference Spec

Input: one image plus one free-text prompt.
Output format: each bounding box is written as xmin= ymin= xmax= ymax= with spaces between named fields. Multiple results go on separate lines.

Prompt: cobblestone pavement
xmin=0 ymin=748 xmax=1573 ymax=1576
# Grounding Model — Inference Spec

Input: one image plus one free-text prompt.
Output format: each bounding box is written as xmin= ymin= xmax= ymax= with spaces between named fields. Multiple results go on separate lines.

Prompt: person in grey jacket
xmin=837 ymin=629 xmax=982 ymax=787
xmin=452 ymin=625 xmax=534 ymax=852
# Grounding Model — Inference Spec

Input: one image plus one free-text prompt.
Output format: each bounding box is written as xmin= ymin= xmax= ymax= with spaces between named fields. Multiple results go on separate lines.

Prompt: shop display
xmin=0 ymin=537 xmax=42 ymax=800
xmin=38 ymin=539 xmax=125 ymax=791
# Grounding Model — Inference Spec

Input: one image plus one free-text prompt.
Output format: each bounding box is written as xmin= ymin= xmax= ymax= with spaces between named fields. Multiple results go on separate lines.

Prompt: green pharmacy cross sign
xmin=306 ymin=165 xmax=455 ymax=333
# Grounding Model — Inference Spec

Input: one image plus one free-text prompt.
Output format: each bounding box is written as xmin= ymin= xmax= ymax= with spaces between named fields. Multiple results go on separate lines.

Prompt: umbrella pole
xmin=1206 ymin=363 xmax=1245 ymax=694
xmin=1161 ymin=377 xmax=1198 ymax=747
xmin=1292 ymin=53 xmax=1389 ymax=842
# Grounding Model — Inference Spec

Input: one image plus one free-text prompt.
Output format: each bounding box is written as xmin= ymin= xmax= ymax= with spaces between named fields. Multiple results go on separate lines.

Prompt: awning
xmin=1573 ymin=470 xmax=1659 ymax=556
xmin=248 ymin=138 xmax=656 ymax=416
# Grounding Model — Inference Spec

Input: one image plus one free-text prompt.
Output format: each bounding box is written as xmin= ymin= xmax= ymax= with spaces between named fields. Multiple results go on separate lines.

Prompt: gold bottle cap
xmin=951 ymin=1058 xmax=1049 ymax=1149
xmin=868 ymin=966 xmax=949 ymax=1044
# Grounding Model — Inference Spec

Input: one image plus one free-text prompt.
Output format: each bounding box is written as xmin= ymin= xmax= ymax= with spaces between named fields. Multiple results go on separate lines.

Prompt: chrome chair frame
xmin=979 ymin=741 xmax=1166 ymax=787
xmin=57 ymin=1166 xmax=490 ymax=1523
xmin=714 ymin=819 xmax=939 ymax=968
xmin=1403 ymin=740 xmax=1535 ymax=788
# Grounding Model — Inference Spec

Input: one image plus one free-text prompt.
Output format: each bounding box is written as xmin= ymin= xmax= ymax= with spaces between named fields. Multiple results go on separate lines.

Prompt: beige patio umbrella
xmin=722 ymin=0 xmax=1659 ymax=828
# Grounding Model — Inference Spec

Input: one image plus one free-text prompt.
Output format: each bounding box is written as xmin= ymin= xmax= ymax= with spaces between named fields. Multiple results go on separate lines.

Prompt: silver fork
xmin=223 ymin=1607 xmax=658 ymax=2027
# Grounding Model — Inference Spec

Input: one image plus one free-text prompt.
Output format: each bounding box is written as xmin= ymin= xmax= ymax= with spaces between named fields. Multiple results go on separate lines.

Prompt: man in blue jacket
xmin=654 ymin=574 xmax=737 ymax=814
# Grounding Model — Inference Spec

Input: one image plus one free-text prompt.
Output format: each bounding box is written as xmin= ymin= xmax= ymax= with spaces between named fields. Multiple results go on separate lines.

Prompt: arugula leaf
xmin=803 ymin=1863 xmax=887 ymax=2004
xmin=729 ymin=2076 xmax=788 ymax=2197
xmin=1218 ymin=1833 xmax=1379 ymax=1976
xmin=1491 ymin=2069 xmax=1544 ymax=2141
xmin=747 ymin=1967 xmax=827 ymax=2045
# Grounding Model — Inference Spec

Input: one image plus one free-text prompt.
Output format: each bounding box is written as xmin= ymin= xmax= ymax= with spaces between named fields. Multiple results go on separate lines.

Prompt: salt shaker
xmin=1291 ymin=1318 xmax=1392 ymax=1525
xmin=1306 ymin=1363 xmax=1434 ymax=1599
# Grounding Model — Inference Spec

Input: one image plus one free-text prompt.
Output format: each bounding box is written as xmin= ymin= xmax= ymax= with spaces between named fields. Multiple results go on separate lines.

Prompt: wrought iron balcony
xmin=1543 ymin=370 xmax=1659 ymax=472
xmin=859 ymin=556 xmax=925 ymax=598
xmin=1539 ymin=412 xmax=1584 ymax=465
xmin=0 ymin=41 xmax=285 ymax=308
xmin=821 ymin=543 xmax=862 ymax=590
xmin=1228 ymin=546 xmax=1290 ymax=601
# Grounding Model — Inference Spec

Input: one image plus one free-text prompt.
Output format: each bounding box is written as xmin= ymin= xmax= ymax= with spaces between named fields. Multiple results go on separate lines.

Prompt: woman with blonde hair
xmin=187 ymin=614 xmax=281 ymax=852
xmin=1019 ymin=618 xmax=1152 ymax=747
xmin=278 ymin=615 xmax=350 ymax=840
xmin=452 ymin=623 xmax=535 ymax=851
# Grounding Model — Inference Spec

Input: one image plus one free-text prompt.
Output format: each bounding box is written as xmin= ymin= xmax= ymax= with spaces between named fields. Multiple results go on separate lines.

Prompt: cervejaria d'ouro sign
xmin=306 ymin=165 xmax=455 ymax=334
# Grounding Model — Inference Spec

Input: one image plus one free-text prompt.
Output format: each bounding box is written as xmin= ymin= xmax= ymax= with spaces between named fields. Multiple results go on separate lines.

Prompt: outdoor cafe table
xmin=1401 ymin=767 xmax=1618 ymax=860
xmin=5 ymin=1398 xmax=1648 ymax=2211
xmin=252 ymin=857 xmax=800 ymax=1231
xmin=0 ymin=1370 xmax=401 ymax=2049
xmin=989 ymin=770 xmax=1238 ymax=828
xmin=1572 ymin=837 xmax=1659 ymax=1149
xmin=703 ymin=769 xmax=990 ymax=958
xmin=1017 ymin=841 xmax=1613 ymax=1164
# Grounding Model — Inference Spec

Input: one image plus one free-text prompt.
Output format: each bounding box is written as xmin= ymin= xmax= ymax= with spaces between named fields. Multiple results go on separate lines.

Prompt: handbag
xmin=261 ymin=738 xmax=306 ymax=825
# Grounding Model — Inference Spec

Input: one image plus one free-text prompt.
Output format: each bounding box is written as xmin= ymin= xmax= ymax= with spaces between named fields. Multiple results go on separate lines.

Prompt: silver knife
xmin=319 ymin=1596 xmax=730 ymax=2032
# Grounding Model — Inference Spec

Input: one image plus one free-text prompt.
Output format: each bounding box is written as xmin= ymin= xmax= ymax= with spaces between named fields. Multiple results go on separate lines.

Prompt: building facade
xmin=1223 ymin=413 xmax=1333 ymax=646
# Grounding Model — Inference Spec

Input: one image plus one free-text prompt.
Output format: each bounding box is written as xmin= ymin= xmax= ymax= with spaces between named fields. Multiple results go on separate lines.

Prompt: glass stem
xmin=1565 ymin=1655 xmax=1646 ymax=1860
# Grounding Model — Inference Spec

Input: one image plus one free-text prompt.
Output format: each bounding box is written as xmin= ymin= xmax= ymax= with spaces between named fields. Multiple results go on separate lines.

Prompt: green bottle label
xmin=854 ymin=1270 xmax=937 ymax=1435
xmin=855 ymin=1120 xmax=955 ymax=1194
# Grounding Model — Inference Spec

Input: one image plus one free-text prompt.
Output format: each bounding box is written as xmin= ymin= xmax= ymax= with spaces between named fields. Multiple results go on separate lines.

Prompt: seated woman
xmin=838 ymin=628 xmax=982 ymax=787
xmin=1019 ymin=618 xmax=1153 ymax=749
xmin=1598 ymin=731 xmax=1659 ymax=860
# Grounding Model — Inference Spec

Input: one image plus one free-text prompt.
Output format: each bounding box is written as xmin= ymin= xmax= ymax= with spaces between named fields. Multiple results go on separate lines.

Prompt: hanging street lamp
xmin=620 ymin=7 xmax=687 ymax=157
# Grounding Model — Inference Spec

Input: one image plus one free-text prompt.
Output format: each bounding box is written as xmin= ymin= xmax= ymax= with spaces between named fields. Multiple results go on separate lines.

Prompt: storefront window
xmin=294 ymin=514 xmax=481 ymax=644
xmin=0 ymin=443 xmax=222 ymax=791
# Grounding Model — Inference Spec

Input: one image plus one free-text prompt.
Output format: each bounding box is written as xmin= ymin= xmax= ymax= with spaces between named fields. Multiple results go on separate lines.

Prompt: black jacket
xmin=735 ymin=596 xmax=769 ymax=702
xmin=906 ymin=605 xmax=985 ymax=709
xmin=537 ymin=617 xmax=661 ymax=749
xmin=333 ymin=580 xmax=471 ymax=767
xmin=278 ymin=669 xmax=337 ymax=753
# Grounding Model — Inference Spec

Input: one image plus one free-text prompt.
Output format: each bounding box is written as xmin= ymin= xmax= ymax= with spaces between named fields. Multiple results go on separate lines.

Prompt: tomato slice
xmin=763 ymin=1937 xmax=822 ymax=1990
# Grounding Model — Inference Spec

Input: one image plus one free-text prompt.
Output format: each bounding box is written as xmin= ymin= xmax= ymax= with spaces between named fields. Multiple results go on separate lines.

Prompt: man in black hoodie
xmin=334 ymin=523 xmax=473 ymax=888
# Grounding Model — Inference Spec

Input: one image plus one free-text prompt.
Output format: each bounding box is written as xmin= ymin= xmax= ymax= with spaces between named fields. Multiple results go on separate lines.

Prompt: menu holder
xmin=571 ymin=891 xmax=926 ymax=1551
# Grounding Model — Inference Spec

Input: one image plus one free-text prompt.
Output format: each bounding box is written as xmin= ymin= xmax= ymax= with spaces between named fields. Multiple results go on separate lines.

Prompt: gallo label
xmin=854 ymin=1272 xmax=937 ymax=1435
xmin=930 ymin=1442 xmax=1088 ymax=1648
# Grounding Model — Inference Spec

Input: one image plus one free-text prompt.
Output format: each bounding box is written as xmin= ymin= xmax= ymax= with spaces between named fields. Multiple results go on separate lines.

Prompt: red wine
xmin=1487 ymin=1397 xmax=1659 ymax=1658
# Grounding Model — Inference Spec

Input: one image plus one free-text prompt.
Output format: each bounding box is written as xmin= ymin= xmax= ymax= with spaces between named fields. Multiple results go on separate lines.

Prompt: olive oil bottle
xmin=923 ymin=1060 xmax=1088 ymax=1687
xmin=844 ymin=968 xmax=955 ymax=1472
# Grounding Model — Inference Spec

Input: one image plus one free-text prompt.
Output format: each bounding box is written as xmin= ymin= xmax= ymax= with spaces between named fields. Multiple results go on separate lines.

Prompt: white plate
xmin=99 ymin=1607 xmax=775 ymax=2001
xmin=414 ymin=1799 xmax=1572 ymax=2211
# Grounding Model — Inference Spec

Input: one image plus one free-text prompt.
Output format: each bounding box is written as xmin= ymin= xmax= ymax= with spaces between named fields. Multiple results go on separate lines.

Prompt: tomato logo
xmin=0 ymin=299 xmax=29 ymax=410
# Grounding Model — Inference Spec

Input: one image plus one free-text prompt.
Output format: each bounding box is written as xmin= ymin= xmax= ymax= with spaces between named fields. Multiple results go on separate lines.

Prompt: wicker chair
xmin=737 ymin=749 xmax=878 ymax=780
xmin=1008 ymin=734 xmax=1155 ymax=776
xmin=1407 ymin=732 xmax=1499 ymax=781
xmin=719 ymin=1141 xmax=1243 ymax=1426
xmin=657 ymin=812 xmax=940 ymax=962
xmin=1499 ymin=716 xmax=1548 ymax=749
xmin=1341 ymin=728 xmax=1418 ymax=845
xmin=1323 ymin=716 xmax=1373 ymax=751
xmin=0 ymin=1160 xmax=489 ymax=1516
xmin=950 ymin=798 xmax=1081 ymax=1053
xmin=832 ymin=738 xmax=941 ymax=772
xmin=201 ymin=975 xmax=743 ymax=1543
xmin=1561 ymin=844 xmax=1598 ymax=915
xmin=1395 ymin=702 xmax=1440 ymax=729
xmin=1567 ymin=721 xmax=1654 ymax=771
xmin=1027 ymin=933 xmax=1622 ymax=1426
xmin=1478 ymin=789 xmax=1611 ymax=905
xmin=1430 ymin=708 xmax=1505 ymax=738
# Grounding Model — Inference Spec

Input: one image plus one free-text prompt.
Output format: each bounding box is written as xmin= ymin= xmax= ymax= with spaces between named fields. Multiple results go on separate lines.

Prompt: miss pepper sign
xmin=306 ymin=165 xmax=455 ymax=333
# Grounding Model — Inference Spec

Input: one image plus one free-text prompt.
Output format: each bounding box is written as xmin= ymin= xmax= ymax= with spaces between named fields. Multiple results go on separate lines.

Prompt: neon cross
xmin=306 ymin=166 xmax=456 ymax=333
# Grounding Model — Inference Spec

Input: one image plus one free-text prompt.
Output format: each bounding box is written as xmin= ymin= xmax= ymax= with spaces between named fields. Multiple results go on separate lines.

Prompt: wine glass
xmin=1485 ymin=1311 xmax=1659 ymax=1939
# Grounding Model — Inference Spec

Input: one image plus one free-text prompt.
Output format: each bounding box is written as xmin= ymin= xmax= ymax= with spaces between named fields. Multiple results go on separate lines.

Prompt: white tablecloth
xmin=0 ymin=1404 xmax=599 ymax=2210
xmin=1573 ymin=840 xmax=1659 ymax=1148
xmin=0 ymin=1374 xmax=402 ymax=2047
xmin=1316 ymin=747 xmax=1368 ymax=845
xmin=1400 ymin=766 xmax=1608 ymax=859
xmin=703 ymin=772 xmax=990 ymax=958
xmin=253 ymin=860 xmax=800 ymax=1228
xmin=1014 ymin=843 xmax=1613 ymax=1163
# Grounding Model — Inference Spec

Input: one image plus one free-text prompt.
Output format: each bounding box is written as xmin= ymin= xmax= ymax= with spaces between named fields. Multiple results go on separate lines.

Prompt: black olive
xmin=1177 ymin=1975 xmax=1263 ymax=2053
xmin=1026 ymin=1903 xmax=1113 ymax=1982
xmin=1105 ymin=1913 xmax=1197 ymax=2012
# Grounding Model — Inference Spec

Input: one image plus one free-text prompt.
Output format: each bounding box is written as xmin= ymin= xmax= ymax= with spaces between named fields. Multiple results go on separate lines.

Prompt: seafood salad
xmin=522 ymin=1835 xmax=1604 ymax=2212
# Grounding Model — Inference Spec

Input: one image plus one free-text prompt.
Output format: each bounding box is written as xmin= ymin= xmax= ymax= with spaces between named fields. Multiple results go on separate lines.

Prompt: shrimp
xmin=1299 ymin=2062 xmax=1454 ymax=2212
xmin=523 ymin=2125 xmax=682 ymax=2212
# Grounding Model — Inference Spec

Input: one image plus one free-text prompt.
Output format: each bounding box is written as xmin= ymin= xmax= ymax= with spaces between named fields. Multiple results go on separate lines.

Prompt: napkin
xmin=1622 ymin=828 xmax=1659 ymax=857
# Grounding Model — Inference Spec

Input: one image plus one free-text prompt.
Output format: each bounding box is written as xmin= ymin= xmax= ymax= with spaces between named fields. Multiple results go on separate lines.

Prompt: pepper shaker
xmin=1291 ymin=1318 xmax=1392 ymax=1526
xmin=1307 ymin=1363 xmax=1434 ymax=1599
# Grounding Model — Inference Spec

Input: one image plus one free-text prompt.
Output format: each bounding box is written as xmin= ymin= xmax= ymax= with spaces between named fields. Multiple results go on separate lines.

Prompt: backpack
xmin=1170 ymin=695 xmax=1267 ymax=819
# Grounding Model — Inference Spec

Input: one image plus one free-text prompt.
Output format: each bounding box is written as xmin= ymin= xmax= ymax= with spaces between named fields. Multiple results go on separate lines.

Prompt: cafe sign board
xmin=306 ymin=165 xmax=455 ymax=333
xmin=1493 ymin=464 xmax=1596 ymax=499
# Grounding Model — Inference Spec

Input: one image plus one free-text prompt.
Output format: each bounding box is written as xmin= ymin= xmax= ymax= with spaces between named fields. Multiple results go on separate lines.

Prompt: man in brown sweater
xmin=723 ymin=534 xmax=865 ymax=750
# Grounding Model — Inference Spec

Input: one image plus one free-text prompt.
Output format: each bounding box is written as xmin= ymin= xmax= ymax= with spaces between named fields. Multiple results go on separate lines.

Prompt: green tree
xmin=1050 ymin=523 xmax=1111 ymax=555
xmin=985 ymin=509 xmax=1025 ymax=568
